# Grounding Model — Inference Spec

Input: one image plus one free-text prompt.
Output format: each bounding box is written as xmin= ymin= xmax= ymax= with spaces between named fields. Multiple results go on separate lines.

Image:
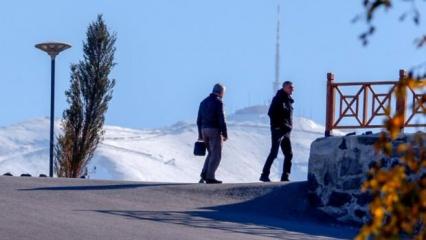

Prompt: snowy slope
xmin=0 ymin=105 xmax=328 ymax=183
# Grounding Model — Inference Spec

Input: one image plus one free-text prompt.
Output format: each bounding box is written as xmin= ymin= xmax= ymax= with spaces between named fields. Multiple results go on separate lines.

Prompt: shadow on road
xmin=88 ymin=182 xmax=357 ymax=239
xmin=18 ymin=183 xmax=182 ymax=191
xmin=95 ymin=210 xmax=315 ymax=239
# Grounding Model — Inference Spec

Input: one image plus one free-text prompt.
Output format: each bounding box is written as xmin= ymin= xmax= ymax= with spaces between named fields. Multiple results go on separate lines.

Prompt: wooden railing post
xmin=396 ymin=69 xmax=407 ymax=133
xmin=362 ymin=84 xmax=369 ymax=127
xmin=325 ymin=72 xmax=335 ymax=136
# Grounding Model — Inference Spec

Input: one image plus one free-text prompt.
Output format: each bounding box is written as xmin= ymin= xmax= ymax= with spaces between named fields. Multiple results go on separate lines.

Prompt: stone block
xmin=324 ymin=171 xmax=333 ymax=186
xmin=354 ymin=192 xmax=373 ymax=206
xmin=340 ymin=156 xmax=362 ymax=176
xmin=357 ymin=136 xmax=379 ymax=145
xmin=328 ymin=191 xmax=351 ymax=207
xmin=354 ymin=208 xmax=367 ymax=219
xmin=307 ymin=173 xmax=319 ymax=191
xmin=339 ymin=138 xmax=347 ymax=150
xmin=341 ymin=177 xmax=363 ymax=190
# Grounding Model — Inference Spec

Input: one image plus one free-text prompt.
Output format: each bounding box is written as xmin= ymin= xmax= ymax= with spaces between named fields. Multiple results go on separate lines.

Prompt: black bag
xmin=193 ymin=141 xmax=207 ymax=156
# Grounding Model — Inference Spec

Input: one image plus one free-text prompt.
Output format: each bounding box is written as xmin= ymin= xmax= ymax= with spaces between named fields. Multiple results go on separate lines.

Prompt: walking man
xmin=197 ymin=83 xmax=228 ymax=184
xmin=260 ymin=81 xmax=294 ymax=182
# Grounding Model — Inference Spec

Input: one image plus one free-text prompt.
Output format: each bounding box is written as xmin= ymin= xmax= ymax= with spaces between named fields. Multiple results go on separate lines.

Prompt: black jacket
xmin=268 ymin=89 xmax=294 ymax=132
xmin=197 ymin=94 xmax=228 ymax=139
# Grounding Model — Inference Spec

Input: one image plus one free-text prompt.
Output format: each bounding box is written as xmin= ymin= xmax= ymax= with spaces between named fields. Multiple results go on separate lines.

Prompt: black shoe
xmin=205 ymin=178 xmax=222 ymax=184
xmin=259 ymin=175 xmax=271 ymax=182
xmin=199 ymin=173 xmax=207 ymax=183
xmin=280 ymin=174 xmax=290 ymax=182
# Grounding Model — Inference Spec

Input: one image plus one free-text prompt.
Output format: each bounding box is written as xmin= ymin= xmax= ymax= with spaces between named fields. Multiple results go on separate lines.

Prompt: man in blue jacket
xmin=260 ymin=81 xmax=294 ymax=182
xmin=197 ymin=84 xmax=228 ymax=184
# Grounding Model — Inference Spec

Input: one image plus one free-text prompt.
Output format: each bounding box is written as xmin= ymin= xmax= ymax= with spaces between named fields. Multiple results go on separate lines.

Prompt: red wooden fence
xmin=325 ymin=69 xmax=425 ymax=136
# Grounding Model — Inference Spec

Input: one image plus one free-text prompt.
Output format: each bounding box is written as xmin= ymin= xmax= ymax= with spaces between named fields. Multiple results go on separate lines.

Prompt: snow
xmin=0 ymin=105 xmax=330 ymax=183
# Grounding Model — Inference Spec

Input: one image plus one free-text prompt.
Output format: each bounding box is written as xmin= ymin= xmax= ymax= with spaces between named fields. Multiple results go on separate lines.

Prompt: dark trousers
xmin=200 ymin=128 xmax=223 ymax=180
xmin=262 ymin=128 xmax=293 ymax=178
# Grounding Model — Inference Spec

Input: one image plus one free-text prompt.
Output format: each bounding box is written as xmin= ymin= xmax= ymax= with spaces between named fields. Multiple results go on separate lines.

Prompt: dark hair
xmin=282 ymin=81 xmax=293 ymax=88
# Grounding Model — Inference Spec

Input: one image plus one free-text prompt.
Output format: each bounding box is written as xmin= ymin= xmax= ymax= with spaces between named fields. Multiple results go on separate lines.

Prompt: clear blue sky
xmin=0 ymin=0 xmax=424 ymax=128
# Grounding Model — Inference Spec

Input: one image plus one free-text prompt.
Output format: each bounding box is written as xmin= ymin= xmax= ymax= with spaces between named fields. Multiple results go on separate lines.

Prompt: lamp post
xmin=35 ymin=42 xmax=71 ymax=177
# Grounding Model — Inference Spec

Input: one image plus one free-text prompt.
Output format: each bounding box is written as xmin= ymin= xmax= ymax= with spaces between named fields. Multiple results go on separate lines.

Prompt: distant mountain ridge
xmin=0 ymin=107 xmax=327 ymax=183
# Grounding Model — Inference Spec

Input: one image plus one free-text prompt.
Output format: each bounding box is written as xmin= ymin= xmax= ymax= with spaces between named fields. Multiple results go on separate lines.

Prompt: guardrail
xmin=325 ymin=69 xmax=425 ymax=136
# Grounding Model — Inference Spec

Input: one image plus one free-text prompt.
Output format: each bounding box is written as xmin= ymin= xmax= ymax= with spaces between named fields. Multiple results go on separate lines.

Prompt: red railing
xmin=325 ymin=69 xmax=425 ymax=136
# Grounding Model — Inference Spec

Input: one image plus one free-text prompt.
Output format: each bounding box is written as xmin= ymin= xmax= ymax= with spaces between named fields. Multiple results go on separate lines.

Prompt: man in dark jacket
xmin=197 ymin=83 xmax=228 ymax=184
xmin=260 ymin=81 xmax=294 ymax=182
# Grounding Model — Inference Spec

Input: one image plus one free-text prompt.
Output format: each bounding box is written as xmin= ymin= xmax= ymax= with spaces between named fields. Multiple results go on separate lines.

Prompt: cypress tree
xmin=55 ymin=15 xmax=116 ymax=178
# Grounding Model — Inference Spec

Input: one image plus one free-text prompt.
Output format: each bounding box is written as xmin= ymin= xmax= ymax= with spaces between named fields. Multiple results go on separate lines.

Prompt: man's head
xmin=212 ymin=83 xmax=226 ymax=98
xmin=282 ymin=81 xmax=294 ymax=95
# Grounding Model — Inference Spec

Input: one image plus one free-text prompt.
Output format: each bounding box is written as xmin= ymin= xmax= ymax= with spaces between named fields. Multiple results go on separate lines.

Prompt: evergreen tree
xmin=55 ymin=15 xmax=116 ymax=178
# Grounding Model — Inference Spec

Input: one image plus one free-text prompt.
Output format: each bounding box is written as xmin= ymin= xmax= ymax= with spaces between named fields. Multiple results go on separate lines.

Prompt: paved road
xmin=0 ymin=176 xmax=357 ymax=240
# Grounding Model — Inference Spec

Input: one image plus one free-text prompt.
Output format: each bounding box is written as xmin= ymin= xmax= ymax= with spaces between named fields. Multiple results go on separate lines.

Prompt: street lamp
xmin=35 ymin=42 xmax=71 ymax=177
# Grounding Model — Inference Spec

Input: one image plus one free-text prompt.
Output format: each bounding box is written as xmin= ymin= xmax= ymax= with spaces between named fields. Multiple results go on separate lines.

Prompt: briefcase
xmin=193 ymin=141 xmax=207 ymax=156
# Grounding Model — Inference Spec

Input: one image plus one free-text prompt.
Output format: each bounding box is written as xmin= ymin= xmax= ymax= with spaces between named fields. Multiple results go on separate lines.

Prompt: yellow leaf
xmin=374 ymin=207 xmax=384 ymax=218
xmin=397 ymin=144 xmax=408 ymax=153
xmin=420 ymin=190 xmax=426 ymax=208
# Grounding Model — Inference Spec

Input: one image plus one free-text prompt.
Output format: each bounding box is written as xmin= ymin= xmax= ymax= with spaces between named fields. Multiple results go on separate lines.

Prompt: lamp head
xmin=35 ymin=42 xmax=71 ymax=58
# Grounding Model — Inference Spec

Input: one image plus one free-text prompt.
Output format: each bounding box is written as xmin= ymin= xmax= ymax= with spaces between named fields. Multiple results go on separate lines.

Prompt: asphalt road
xmin=0 ymin=176 xmax=358 ymax=240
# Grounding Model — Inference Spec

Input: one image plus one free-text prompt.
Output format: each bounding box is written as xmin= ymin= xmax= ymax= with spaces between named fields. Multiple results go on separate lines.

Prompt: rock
xmin=20 ymin=173 xmax=31 ymax=177
xmin=3 ymin=172 xmax=13 ymax=176
xmin=354 ymin=208 xmax=367 ymax=219
xmin=328 ymin=191 xmax=351 ymax=207
xmin=342 ymin=177 xmax=363 ymax=190
xmin=320 ymin=206 xmax=347 ymax=217
xmin=340 ymin=156 xmax=362 ymax=176
xmin=307 ymin=173 xmax=319 ymax=191
xmin=357 ymin=136 xmax=379 ymax=145
xmin=354 ymin=192 xmax=373 ymax=206
xmin=324 ymin=171 xmax=333 ymax=186
xmin=339 ymin=138 xmax=347 ymax=150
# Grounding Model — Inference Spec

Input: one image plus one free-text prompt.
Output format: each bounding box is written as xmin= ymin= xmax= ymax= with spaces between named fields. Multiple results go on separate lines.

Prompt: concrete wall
xmin=307 ymin=133 xmax=423 ymax=224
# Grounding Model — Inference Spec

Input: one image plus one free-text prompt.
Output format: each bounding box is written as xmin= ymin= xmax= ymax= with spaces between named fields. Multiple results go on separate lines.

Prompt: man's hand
xmin=223 ymin=136 xmax=228 ymax=142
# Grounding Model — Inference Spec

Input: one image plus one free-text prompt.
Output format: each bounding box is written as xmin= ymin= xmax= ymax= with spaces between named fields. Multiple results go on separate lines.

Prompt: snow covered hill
xmin=0 ymin=105 xmax=328 ymax=183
